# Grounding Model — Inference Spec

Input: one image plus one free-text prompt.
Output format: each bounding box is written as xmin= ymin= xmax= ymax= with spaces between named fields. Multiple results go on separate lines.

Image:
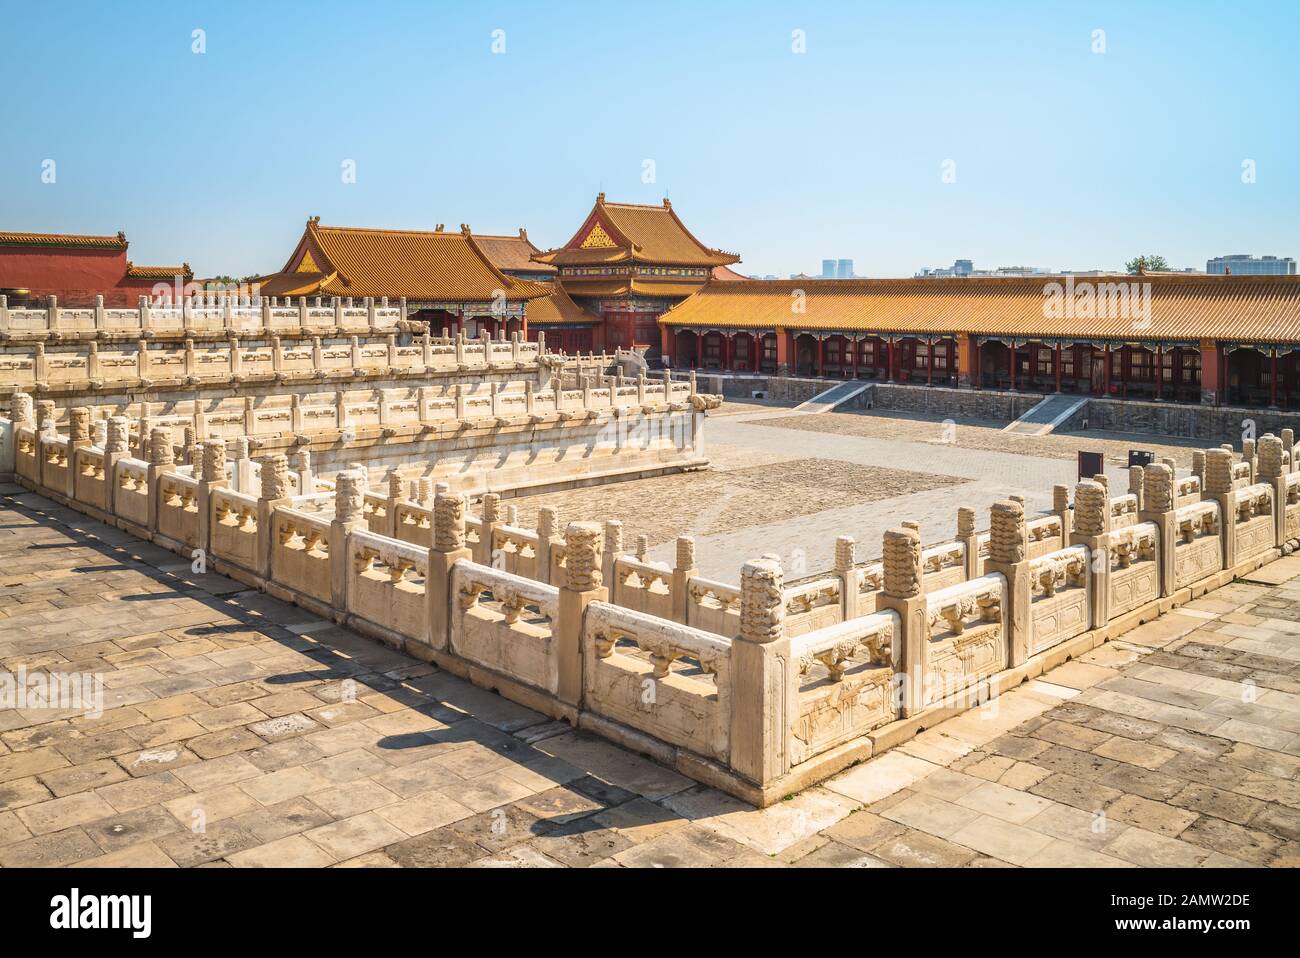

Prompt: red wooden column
xmin=884 ymin=339 xmax=892 ymax=382
xmin=1155 ymin=346 xmax=1164 ymax=401
xmin=1009 ymin=342 xmax=1017 ymax=391
xmin=851 ymin=337 xmax=859 ymax=379
xmin=1103 ymin=345 xmax=1112 ymax=395
xmin=1270 ymin=351 xmax=1279 ymax=408
xmin=1054 ymin=343 xmax=1062 ymax=393
xmin=816 ymin=336 xmax=824 ymax=377
xmin=974 ymin=340 xmax=982 ymax=389
xmin=927 ymin=337 xmax=934 ymax=386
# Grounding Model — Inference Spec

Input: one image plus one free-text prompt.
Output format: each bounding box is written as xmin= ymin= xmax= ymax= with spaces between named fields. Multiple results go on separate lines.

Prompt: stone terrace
xmin=2 ymin=485 xmax=1297 ymax=867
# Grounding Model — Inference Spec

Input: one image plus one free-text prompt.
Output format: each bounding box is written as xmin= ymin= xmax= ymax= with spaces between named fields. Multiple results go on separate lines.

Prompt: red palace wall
xmin=0 ymin=245 xmax=178 ymax=306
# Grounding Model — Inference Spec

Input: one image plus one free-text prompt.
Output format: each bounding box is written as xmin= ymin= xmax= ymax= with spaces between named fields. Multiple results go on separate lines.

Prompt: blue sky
xmin=1 ymin=0 xmax=1296 ymax=278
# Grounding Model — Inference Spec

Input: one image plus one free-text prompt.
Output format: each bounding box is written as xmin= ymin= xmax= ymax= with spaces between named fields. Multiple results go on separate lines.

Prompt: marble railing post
xmin=196 ymin=440 xmax=228 ymax=562
xmin=65 ymin=407 xmax=92 ymax=501
xmin=986 ymin=499 xmax=1039 ymax=667
xmin=1128 ymin=465 xmax=1145 ymax=512
xmin=1070 ymin=480 xmax=1111 ymax=630
xmin=1282 ymin=429 xmax=1295 ymax=474
xmin=424 ymin=491 xmax=472 ymax=652
xmin=835 ymin=535 xmax=859 ymax=621
xmin=256 ymin=455 xmax=292 ymax=582
xmin=146 ymin=427 xmax=175 ymax=533
xmin=957 ymin=506 xmax=980 ymax=579
xmin=536 ymin=507 xmax=557 ymax=584
xmin=1258 ymin=434 xmax=1287 ymax=552
xmin=330 ymin=470 xmax=369 ymax=622
xmin=1205 ymin=448 xmax=1237 ymax=570
xmin=476 ymin=493 xmax=500 ymax=566
xmin=103 ymin=417 xmax=130 ymax=516
xmin=602 ymin=520 xmax=623 ymax=598
xmin=558 ymin=522 xmax=606 ymax=707
xmin=671 ymin=535 xmax=696 ymax=624
xmin=729 ymin=556 xmax=791 ymax=785
xmin=876 ymin=527 xmax=927 ymax=715
xmin=1242 ymin=438 xmax=1257 ymax=484
xmin=1140 ymin=463 xmax=1177 ymax=598
xmin=380 ymin=471 xmax=403 ymax=539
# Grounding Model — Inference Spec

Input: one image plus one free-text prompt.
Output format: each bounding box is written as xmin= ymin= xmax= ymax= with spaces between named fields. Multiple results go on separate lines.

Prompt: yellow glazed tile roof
xmin=0 ymin=230 xmax=128 ymax=250
xmin=659 ymin=275 xmax=1300 ymax=344
xmin=471 ymin=230 xmax=556 ymax=276
xmin=535 ymin=195 xmax=739 ymax=268
xmin=523 ymin=285 xmax=599 ymax=326
xmin=259 ymin=219 xmax=550 ymax=303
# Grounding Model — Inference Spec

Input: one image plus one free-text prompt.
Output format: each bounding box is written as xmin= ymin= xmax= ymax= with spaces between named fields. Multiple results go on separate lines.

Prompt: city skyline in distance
xmin=1 ymin=1 xmax=1296 ymax=281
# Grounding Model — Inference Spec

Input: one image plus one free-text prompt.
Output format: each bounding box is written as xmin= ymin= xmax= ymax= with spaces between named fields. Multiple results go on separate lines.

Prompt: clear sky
xmin=1 ymin=0 xmax=1296 ymax=279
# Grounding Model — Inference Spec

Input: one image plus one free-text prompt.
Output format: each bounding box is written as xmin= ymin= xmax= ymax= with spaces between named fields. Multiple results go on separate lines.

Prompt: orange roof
xmin=257 ymin=219 xmax=550 ymax=303
xmin=471 ymin=229 xmax=556 ymax=276
xmin=660 ymin=275 xmax=1300 ymax=344
xmin=524 ymin=286 xmax=599 ymax=326
xmin=125 ymin=262 xmax=193 ymax=280
xmin=711 ymin=264 xmax=748 ymax=281
xmin=534 ymin=194 xmax=739 ymax=268
xmin=0 ymin=230 xmax=127 ymax=250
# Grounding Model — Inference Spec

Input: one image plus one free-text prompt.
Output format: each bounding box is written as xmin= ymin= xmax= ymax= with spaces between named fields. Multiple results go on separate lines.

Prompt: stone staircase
xmin=792 ymin=380 xmax=872 ymax=414
xmin=1002 ymin=394 xmax=1090 ymax=437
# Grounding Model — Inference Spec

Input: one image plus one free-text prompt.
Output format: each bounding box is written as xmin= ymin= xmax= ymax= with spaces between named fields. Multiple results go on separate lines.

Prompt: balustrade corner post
xmin=671 ymin=535 xmax=697 ymax=624
xmin=557 ymin=521 xmax=606 ymax=708
xmin=1281 ymin=429 xmax=1295 ymax=475
xmin=476 ymin=492 xmax=500 ymax=566
xmin=1140 ymin=463 xmax=1177 ymax=599
xmin=602 ymin=520 xmax=623 ymax=599
xmin=834 ymin=535 xmax=859 ymax=621
xmin=1205 ymin=448 xmax=1237 ymax=571
xmin=535 ymin=506 xmax=557 ymax=585
xmin=1068 ymin=481 xmax=1111 ymax=634
xmin=1242 ymin=438 xmax=1258 ymax=485
xmin=256 ymin=454 xmax=292 ymax=583
xmin=1191 ymin=449 xmax=1207 ymax=490
xmin=728 ymin=556 xmax=791 ymax=787
xmin=196 ymin=440 xmax=229 ymax=563
xmin=875 ymin=527 xmax=928 ymax=715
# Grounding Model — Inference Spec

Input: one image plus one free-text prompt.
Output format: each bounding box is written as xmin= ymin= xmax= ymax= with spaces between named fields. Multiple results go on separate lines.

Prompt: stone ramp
xmin=791 ymin=380 xmax=872 ymax=414
xmin=1002 ymin=394 xmax=1089 ymax=437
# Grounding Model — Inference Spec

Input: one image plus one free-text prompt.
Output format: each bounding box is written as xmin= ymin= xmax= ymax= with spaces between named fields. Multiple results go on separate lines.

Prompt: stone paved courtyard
xmin=2 ymin=484 xmax=1298 ymax=867
xmin=516 ymin=403 xmax=1207 ymax=578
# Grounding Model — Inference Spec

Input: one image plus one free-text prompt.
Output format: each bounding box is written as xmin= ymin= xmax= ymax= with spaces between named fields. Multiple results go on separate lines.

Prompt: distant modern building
xmin=821 ymin=259 xmax=836 ymax=279
xmin=1206 ymin=254 xmax=1296 ymax=276
xmin=837 ymin=258 xmax=853 ymax=279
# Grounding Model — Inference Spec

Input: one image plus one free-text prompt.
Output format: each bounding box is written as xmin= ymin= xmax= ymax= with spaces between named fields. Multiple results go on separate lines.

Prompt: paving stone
xmin=385 ymin=827 xmax=491 ymax=867
xmin=1178 ymin=816 xmax=1283 ymax=865
xmin=1104 ymin=794 xmax=1199 ymax=838
xmin=1028 ymin=773 xmax=1124 ymax=812
xmin=227 ymin=833 xmax=337 ymax=868
xmin=871 ymin=829 xmax=977 ymax=867
xmin=1169 ymin=783 xmax=1265 ymax=826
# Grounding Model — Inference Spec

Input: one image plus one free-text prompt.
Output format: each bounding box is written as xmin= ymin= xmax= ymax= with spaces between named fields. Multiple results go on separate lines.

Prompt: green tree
xmin=1124 ymin=254 xmax=1170 ymax=274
